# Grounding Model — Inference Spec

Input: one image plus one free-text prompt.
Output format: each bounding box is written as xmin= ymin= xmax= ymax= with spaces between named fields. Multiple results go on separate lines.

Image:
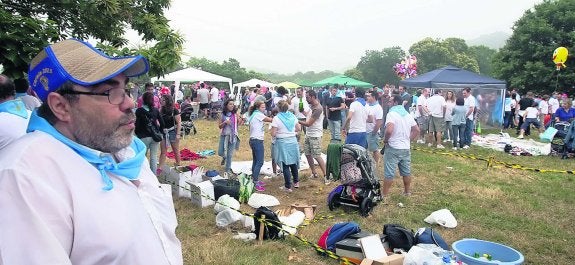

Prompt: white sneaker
xmin=462 ymin=145 xmax=470 ymax=149
xmin=517 ymin=135 xmax=524 ymax=139
xmin=452 ymin=147 xmax=458 ymax=150
xmin=443 ymin=139 xmax=450 ymax=143
xmin=417 ymin=139 xmax=425 ymax=144
xmin=436 ymin=144 xmax=445 ymax=149
xmin=427 ymin=143 xmax=433 ymax=147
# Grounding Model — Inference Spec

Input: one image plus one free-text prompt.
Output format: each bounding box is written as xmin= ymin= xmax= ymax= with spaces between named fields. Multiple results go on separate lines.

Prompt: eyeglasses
xmin=60 ymin=88 xmax=128 ymax=105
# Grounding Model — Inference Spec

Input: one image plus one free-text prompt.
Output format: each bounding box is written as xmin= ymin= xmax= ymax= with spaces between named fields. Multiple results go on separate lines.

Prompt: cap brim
xmin=29 ymin=39 xmax=149 ymax=102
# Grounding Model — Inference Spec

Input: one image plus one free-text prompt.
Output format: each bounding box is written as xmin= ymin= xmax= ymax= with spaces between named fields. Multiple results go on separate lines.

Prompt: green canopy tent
xmin=311 ymin=75 xmax=373 ymax=88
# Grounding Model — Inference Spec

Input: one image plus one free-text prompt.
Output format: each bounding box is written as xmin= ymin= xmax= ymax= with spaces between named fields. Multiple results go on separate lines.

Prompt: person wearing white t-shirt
xmin=518 ymin=101 xmax=543 ymax=139
xmin=415 ymin=88 xmax=430 ymax=144
xmin=343 ymin=88 xmax=368 ymax=149
xmin=426 ymin=89 xmax=446 ymax=148
xmin=462 ymin=87 xmax=476 ymax=149
xmin=289 ymin=87 xmax=309 ymax=135
xmin=271 ymin=100 xmax=301 ymax=192
xmin=248 ymin=101 xmax=273 ymax=192
xmin=197 ymin=83 xmax=210 ymax=118
xmin=382 ymin=95 xmax=419 ymax=197
xmin=365 ymin=91 xmax=384 ymax=164
xmin=0 ymin=75 xmax=32 ymax=150
xmin=549 ymin=92 xmax=560 ymax=114
xmin=539 ymin=95 xmax=550 ymax=127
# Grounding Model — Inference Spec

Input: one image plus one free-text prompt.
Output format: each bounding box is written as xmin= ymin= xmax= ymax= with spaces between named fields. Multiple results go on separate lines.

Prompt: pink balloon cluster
xmin=393 ymin=55 xmax=418 ymax=80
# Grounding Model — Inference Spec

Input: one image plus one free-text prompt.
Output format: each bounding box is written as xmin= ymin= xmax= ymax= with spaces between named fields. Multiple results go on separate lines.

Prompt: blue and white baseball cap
xmin=28 ymin=39 xmax=149 ymax=102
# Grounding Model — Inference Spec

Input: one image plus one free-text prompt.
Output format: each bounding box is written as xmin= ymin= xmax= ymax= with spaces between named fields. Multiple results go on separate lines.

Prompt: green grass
xmin=169 ymin=119 xmax=575 ymax=264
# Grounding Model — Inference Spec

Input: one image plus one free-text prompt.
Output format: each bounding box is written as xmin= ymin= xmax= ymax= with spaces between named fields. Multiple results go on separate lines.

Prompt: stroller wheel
xmin=328 ymin=193 xmax=340 ymax=211
xmin=360 ymin=197 xmax=373 ymax=217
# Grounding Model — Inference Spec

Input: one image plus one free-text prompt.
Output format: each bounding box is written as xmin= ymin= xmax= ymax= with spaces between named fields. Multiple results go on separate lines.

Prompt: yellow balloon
xmin=552 ymin=47 xmax=568 ymax=69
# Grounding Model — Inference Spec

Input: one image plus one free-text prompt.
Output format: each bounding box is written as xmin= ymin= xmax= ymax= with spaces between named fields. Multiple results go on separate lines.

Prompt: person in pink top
xmin=137 ymin=83 xmax=161 ymax=109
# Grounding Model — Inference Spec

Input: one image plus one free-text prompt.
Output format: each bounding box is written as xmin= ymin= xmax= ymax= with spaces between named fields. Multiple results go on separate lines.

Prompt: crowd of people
xmin=503 ymin=90 xmax=575 ymax=138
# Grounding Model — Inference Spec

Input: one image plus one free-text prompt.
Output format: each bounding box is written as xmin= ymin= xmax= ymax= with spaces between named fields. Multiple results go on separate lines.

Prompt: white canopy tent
xmin=151 ymin=67 xmax=232 ymax=91
xmin=233 ymin=78 xmax=277 ymax=88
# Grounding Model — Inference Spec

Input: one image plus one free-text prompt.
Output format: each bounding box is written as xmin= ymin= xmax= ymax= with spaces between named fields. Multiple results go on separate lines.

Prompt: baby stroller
xmin=551 ymin=120 xmax=575 ymax=159
xmin=327 ymin=144 xmax=382 ymax=217
xmin=180 ymin=104 xmax=197 ymax=136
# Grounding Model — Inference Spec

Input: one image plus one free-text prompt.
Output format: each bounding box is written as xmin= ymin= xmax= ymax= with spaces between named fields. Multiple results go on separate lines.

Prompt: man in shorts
xmin=415 ymin=88 xmax=430 ymax=144
xmin=426 ymin=89 xmax=446 ymax=148
xmin=298 ymin=90 xmax=327 ymax=183
xmin=197 ymin=83 xmax=210 ymax=119
xmin=382 ymin=95 xmax=420 ymax=197
xmin=365 ymin=91 xmax=384 ymax=164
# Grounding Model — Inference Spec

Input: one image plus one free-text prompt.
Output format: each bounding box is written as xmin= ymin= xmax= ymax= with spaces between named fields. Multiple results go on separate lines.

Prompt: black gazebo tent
xmin=400 ymin=65 xmax=507 ymax=126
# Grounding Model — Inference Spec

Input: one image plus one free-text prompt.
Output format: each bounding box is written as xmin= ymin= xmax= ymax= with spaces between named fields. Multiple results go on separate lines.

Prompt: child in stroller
xmin=327 ymin=144 xmax=382 ymax=217
xmin=180 ymin=103 xmax=197 ymax=136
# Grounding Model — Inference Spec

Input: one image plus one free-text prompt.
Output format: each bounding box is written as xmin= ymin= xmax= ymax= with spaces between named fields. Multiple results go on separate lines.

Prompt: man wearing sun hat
xmin=0 ymin=39 xmax=183 ymax=264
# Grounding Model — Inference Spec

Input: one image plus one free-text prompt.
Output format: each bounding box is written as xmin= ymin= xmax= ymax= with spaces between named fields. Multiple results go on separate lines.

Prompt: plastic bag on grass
xmin=214 ymin=194 xmax=240 ymax=214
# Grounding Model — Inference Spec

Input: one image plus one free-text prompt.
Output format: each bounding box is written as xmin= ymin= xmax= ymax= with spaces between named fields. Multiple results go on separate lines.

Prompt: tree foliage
xmin=186 ymin=57 xmax=265 ymax=86
xmin=344 ymin=68 xmax=364 ymax=81
xmin=409 ymin=37 xmax=480 ymax=74
xmin=356 ymin=47 xmax=405 ymax=86
xmin=0 ymin=0 xmax=184 ymax=78
xmin=492 ymin=0 xmax=575 ymax=95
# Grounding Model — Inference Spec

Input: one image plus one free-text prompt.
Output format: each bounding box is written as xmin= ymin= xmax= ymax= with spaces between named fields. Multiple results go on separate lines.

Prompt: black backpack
xmin=383 ymin=224 xmax=415 ymax=251
xmin=253 ymin=206 xmax=283 ymax=240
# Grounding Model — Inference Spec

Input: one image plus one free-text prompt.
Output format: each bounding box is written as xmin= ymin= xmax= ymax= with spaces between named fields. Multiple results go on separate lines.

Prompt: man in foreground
xmin=382 ymin=95 xmax=419 ymax=197
xmin=0 ymin=39 xmax=183 ymax=264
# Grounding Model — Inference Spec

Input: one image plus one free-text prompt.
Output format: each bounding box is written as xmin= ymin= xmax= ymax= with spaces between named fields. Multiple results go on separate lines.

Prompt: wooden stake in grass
xmin=258 ymin=214 xmax=265 ymax=245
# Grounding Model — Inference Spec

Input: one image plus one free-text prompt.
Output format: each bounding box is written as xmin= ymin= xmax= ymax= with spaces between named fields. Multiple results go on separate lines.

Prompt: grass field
xmin=168 ymin=119 xmax=575 ymax=264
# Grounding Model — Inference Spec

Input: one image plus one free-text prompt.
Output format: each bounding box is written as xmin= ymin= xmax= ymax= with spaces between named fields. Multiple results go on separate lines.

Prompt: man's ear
xmin=46 ymin=92 xmax=74 ymax=122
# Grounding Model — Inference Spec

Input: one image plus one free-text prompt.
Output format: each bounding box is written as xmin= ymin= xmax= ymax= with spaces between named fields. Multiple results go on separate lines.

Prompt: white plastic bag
xmin=247 ymin=193 xmax=280 ymax=208
xmin=424 ymin=208 xmax=457 ymax=228
xmin=277 ymin=210 xmax=305 ymax=236
xmin=403 ymin=245 xmax=442 ymax=265
xmin=215 ymin=209 xmax=243 ymax=227
xmin=214 ymin=194 xmax=240 ymax=214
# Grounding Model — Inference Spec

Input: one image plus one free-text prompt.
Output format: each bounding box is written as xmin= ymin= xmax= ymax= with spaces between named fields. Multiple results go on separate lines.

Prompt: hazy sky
xmin=127 ymin=0 xmax=543 ymax=74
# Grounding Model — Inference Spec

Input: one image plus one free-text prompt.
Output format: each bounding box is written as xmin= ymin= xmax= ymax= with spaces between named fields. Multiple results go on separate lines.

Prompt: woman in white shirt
xmin=248 ymin=101 xmax=273 ymax=191
xmin=271 ymin=100 xmax=301 ymax=192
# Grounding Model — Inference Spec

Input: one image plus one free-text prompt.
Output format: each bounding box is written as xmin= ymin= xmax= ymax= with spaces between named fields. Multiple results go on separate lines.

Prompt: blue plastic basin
xmin=452 ymin=239 xmax=524 ymax=265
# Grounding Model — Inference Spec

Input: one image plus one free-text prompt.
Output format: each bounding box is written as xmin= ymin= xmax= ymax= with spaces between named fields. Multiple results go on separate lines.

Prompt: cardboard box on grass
xmin=165 ymin=166 xmax=202 ymax=198
xmin=358 ymin=235 xmax=405 ymax=265
xmin=359 ymin=254 xmax=404 ymax=265
xmin=189 ymin=180 xmax=215 ymax=208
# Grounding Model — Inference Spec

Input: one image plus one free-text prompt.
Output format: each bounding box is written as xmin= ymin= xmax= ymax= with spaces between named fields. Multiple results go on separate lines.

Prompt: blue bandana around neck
xmin=355 ymin=98 xmax=366 ymax=106
xmin=0 ymin=99 xmax=28 ymax=119
xmin=368 ymin=101 xmax=378 ymax=106
xmin=389 ymin=105 xmax=408 ymax=117
xmin=277 ymin=111 xmax=297 ymax=132
xmin=15 ymin=92 xmax=27 ymax=99
xmin=26 ymin=110 xmax=146 ymax=191
xmin=249 ymin=110 xmax=263 ymax=123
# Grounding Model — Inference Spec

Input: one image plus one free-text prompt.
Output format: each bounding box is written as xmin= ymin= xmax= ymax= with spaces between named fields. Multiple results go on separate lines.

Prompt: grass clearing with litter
xmin=169 ymin=119 xmax=575 ymax=264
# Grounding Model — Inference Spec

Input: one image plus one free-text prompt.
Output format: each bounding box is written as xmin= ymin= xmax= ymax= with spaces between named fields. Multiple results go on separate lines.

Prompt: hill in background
xmin=466 ymin=31 xmax=510 ymax=50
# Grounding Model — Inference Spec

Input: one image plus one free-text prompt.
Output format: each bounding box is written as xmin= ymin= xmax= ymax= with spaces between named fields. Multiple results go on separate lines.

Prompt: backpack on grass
xmin=383 ymin=224 xmax=415 ymax=251
xmin=253 ymin=206 xmax=283 ymax=240
xmin=317 ymin=222 xmax=361 ymax=252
